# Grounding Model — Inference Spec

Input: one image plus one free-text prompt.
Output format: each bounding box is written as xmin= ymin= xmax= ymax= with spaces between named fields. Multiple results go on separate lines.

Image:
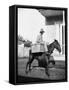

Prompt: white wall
xmin=18 ymin=44 xmax=30 ymax=57
xmin=43 ymin=25 xmax=56 ymax=43
xmin=43 ymin=25 xmax=60 ymax=54
xmin=18 ymin=8 xmax=45 ymax=43
xmin=43 ymin=24 xmax=65 ymax=60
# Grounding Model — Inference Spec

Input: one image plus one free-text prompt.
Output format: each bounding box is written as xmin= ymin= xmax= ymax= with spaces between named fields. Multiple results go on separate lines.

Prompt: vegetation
xmin=18 ymin=35 xmax=32 ymax=46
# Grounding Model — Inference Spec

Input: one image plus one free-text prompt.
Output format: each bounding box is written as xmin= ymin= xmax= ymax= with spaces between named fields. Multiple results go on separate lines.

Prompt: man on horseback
xmin=25 ymin=28 xmax=61 ymax=76
xmin=36 ymin=28 xmax=48 ymax=52
xmin=25 ymin=29 xmax=50 ymax=76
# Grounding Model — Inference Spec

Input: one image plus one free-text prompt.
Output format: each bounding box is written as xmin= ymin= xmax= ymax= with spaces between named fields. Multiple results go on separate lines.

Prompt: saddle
xmin=31 ymin=43 xmax=45 ymax=53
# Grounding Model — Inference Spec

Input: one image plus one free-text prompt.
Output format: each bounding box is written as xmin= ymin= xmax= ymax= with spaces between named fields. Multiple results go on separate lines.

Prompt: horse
xmin=47 ymin=39 xmax=61 ymax=65
xmin=25 ymin=39 xmax=61 ymax=76
xmin=24 ymin=40 xmax=32 ymax=47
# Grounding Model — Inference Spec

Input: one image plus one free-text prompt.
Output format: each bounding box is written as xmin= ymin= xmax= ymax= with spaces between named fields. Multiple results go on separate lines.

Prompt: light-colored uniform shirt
xmin=36 ymin=34 xmax=44 ymax=43
xmin=36 ymin=34 xmax=48 ymax=51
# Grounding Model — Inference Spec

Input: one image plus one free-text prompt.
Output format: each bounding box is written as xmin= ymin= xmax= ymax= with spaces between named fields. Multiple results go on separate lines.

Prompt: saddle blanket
xmin=31 ymin=43 xmax=45 ymax=53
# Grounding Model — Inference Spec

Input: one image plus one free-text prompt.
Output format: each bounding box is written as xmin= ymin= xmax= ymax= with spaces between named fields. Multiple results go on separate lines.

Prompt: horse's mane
xmin=47 ymin=42 xmax=54 ymax=49
xmin=47 ymin=39 xmax=60 ymax=54
xmin=47 ymin=39 xmax=58 ymax=49
xmin=47 ymin=41 xmax=55 ymax=54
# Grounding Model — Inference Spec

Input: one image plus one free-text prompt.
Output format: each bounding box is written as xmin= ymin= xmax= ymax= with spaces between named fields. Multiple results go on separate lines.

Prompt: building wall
xmin=18 ymin=44 xmax=30 ymax=57
xmin=43 ymin=13 xmax=65 ymax=60
xmin=18 ymin=8 xmax=45 ymax=43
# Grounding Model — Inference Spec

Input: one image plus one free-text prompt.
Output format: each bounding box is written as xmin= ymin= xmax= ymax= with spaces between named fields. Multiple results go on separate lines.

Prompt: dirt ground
xmin=18 ymin=57 xmax=65 ymax=80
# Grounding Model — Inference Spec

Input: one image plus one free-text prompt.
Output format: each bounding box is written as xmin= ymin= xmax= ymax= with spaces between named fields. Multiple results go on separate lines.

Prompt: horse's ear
xmin=54 ymin=39 xmax=56 ymax=41
xmin=54 ymin=39 xmax=57 ymax=41
xmin=54 ymin=39 xmax=59 ymax=44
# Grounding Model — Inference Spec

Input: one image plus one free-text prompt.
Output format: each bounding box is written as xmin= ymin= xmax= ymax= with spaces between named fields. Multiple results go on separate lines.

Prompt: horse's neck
xmin=47 ymin=43 xmax=55 ymax=54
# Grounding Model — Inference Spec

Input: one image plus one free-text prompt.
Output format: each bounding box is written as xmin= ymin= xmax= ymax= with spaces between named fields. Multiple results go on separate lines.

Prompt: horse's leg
xmin=47 ymin=58 xmax=50 ymax=65
xmin=49 ymin=56 xmax=55 ymax=65
xmin=28 ymin=62 xmax=32 ymax=72
xmin=45 ymin=65 xmax=49 ymax=77
xmin=51 ymin=60 xmax=55 ymax=65
xmin=38 ymin=54 xmax=50 ymax=77
xmin=45 ymin=55 xmax=50 ymax=77
xmin=25 ymin=49 xmax=32 ymax=73
xmin=25 ymin=55 xmax=31 ymax=73
xmin=25 ymin=60 xmax=29 ymax=73
xmin=25 ymin=55 xmax=34 ymax=73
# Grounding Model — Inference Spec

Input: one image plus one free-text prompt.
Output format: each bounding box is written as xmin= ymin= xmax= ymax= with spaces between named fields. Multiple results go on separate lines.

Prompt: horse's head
xmin=24 ymin=41 xmax=32 ymax=47
xmin=54 ymin=39 xmax=61 ymax=53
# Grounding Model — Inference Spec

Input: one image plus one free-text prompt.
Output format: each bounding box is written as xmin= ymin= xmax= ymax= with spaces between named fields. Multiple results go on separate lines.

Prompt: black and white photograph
xmin=9 ymin=5 xmax=67 ymax=84
xmin=17 ymin=6 xmax=67 ymax=83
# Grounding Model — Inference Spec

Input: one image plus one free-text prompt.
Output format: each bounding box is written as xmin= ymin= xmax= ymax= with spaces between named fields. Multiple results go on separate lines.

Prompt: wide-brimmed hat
xmin=40 ymin=29 xmax=45 ymax=33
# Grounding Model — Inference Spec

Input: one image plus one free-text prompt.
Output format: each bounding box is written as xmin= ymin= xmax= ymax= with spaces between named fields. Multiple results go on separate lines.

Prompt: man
xmin=36 ymin=28 xmax=48 ymax=52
